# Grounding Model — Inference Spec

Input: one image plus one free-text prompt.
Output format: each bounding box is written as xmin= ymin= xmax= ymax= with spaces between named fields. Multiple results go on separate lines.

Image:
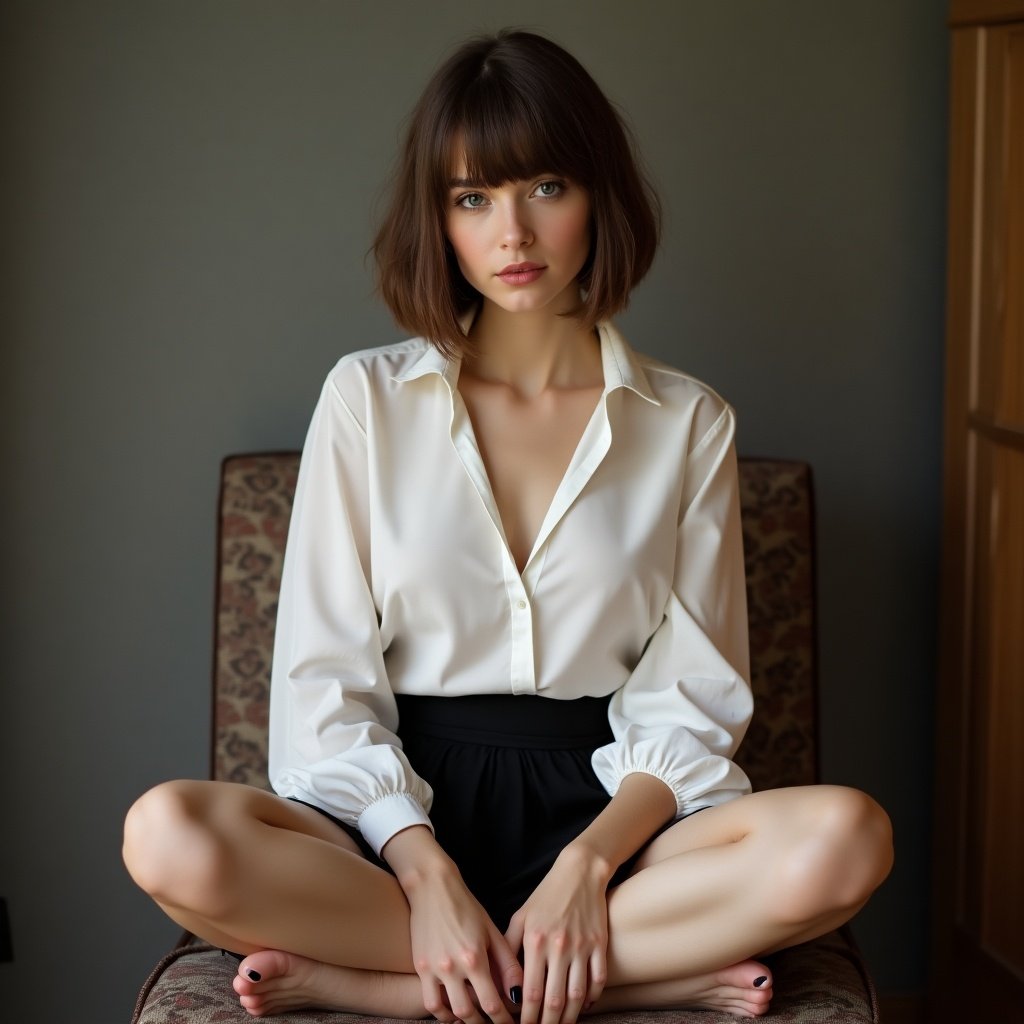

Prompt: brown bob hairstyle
xmin=373 ymin=29 xmax=661 ymax=356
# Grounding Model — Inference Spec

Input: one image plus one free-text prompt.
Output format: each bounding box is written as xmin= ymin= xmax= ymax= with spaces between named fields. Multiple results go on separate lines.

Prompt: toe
xmin=717 ymin=959 xmax=772 ymax=993
xmin=238 ymin=949 xmax=290 ymax=984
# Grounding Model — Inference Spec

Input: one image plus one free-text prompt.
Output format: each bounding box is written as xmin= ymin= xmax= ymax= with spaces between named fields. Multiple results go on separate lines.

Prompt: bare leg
xmin=600 ymin=785 xmax=892 ymax=985
xmin=123 ymin=780 xmax=416 ymax=970
xmin=231 ymin=785 xmax=888 ymax=1020
xmin=124 ymin=780 xmax=430 ymax=1017
xmin=124 ymin=781 xmax=891 ymax=1020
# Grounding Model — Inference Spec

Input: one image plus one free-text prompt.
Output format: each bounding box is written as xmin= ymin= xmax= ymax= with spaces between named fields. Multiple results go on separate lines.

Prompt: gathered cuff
xmin=592 ymin=753 xmax=752 ymax=821
xmin=358 ymin=793 xmax=434 ymax=856
xmin=599 ymin=765 xmax=686 ymax=817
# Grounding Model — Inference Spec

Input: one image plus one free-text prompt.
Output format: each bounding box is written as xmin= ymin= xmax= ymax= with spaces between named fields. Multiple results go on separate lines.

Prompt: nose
xmin=499 ymin=200 xmax=533 ymax=249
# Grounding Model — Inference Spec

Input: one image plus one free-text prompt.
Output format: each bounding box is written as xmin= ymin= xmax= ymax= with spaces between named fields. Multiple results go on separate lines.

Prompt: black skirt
xmin=297 ymin=693 xmax=666 ymax=933
xmin=396 ymin=692 xmax=657 ymax=932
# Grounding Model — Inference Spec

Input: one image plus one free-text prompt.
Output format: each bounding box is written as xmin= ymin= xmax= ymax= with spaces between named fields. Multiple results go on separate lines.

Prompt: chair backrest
xmin=210 ymin=453 xmax=818 ymax=792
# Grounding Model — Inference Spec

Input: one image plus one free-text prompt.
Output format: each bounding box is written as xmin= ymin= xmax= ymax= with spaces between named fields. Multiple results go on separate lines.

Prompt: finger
xmin=586 ymin=947 xmax=607 ymax=1009
xmin=561 ymin=958 xmax=589 ymax=1024
xmin=504 ymin=910 xmax=525 ymax=955
xmin=463 ymin=938 xmax=515 ymax=1024
xmin=540 ymin=955 xmax=570 ymax=1024
xmin=468 ymin=967 xmax=515 ymax=1024
xmin=489 ymin=920 xmax=525 ymax=1009
xmin=454 ymin=937 xmax=513 ymax=1024
xmin=519 ymin=932 xmax=547 ymax=1024
xmin=422 ymin=977 xmax=456 ymax=1023
xmin=445 ymin=978 xmax=485 ymax=1024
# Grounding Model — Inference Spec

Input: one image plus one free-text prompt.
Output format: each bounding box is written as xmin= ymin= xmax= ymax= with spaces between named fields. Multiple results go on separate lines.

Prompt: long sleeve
xmin=590 ymin=403 xmax=753 ymax=817
xmin=268 ymin=367 xmax=434 ymax=856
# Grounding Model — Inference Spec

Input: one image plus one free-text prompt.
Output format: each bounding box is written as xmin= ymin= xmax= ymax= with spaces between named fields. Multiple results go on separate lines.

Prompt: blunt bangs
xmin=442 ymin=59 xmax=595 ymax=193
xmin=374 ymin=30 xmax=661 ymax=357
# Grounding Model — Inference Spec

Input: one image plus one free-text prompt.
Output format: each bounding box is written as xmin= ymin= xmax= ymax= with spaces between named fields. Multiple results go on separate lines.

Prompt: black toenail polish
xmin=510 ymin=986 xmax=522 ymax=1005
xmin=247 ymin=969 xmax=262 ymax=982
xmin=753 ymin=976 xmax=768 ymax=988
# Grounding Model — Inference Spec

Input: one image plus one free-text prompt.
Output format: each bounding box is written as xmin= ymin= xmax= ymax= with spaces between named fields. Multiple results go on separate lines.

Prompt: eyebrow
xmin=447 ymin=177 xmax=486 ymax=190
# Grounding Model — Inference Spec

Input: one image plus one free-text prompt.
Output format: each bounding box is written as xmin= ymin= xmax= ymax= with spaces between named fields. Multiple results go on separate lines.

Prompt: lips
xmin=497 ymin=262 xmax=546 ymax=285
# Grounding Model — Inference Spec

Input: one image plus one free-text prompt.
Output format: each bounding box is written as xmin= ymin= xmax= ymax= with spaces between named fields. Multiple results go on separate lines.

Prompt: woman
xmin=123 ymin=29 xmax=893 ymax=1022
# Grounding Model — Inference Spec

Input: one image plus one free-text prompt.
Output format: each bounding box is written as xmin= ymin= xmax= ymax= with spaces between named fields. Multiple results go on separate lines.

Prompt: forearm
xmin=562 ymin=772 xmax=676 ymax=881
xmin=382 ymin=824 xmax=461 ymax=895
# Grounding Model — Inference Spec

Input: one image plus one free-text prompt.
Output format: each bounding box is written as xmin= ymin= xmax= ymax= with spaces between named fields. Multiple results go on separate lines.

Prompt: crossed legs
xmin=123 ymin=781 xmax=892 ymax=1019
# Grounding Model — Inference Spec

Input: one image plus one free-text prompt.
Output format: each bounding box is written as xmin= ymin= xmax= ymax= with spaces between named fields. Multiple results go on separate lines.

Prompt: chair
xmin=131 ymin=453 xmax=878 ymax=1024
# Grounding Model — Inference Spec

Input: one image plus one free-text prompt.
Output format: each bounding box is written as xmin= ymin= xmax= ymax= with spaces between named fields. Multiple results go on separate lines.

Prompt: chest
xmin=458 ymin=381 xmax=604 ymax=573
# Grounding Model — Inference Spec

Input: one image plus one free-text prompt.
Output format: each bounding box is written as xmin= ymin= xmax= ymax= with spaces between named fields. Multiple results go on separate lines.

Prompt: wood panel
xmin=974 ymin=441 xmax=1024 ymax=972
xmin=975 ymin=25 xmax=1024 ymax=426
xmin=951 ymin=0 xmax=1024 ymax=27
xmin=931 ymin=7 xmax=1024 ymax=1019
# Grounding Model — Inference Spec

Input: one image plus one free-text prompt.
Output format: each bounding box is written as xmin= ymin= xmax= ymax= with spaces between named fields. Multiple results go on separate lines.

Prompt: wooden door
xmin=932 ymin=2 xmax=1024 ymax=1019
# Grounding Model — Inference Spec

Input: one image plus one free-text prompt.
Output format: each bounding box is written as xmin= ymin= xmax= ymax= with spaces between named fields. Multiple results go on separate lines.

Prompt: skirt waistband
xmin=394 ymin=693 xmax=614 ymax=750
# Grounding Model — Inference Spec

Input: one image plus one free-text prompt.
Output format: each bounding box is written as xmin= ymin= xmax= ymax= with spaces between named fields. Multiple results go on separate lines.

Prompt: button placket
xmin=505 ymin=555 xmax=536 ymax=695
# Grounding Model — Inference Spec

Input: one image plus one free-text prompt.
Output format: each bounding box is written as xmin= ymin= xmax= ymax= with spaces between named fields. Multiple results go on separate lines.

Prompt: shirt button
xmin=516 ymin=599 xmax=527 ymax=610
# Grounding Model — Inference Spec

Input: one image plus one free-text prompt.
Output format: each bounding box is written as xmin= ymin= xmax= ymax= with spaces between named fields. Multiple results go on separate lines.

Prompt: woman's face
xmin=445 ymin=156 xmax=591 ymax=318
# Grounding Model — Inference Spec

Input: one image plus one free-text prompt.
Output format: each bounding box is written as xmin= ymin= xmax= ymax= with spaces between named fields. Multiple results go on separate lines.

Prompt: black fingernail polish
xmin=510 ymin=986 xmax=522 ymax=1004
xmin=753 ymin=976 xmax=768 ymax=988
xmin=247 ymin=969 xmax=262 ymax=982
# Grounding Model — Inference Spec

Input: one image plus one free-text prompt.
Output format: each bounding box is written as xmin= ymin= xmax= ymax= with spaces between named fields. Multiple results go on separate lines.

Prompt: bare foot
xmin=231 ymin=950 xmax=424 ymax=1018
xmin=680 ymin=960 xmax=773 ymax=1017
xmin=231 ymin=949 xmax=771 ymax=1020
xmin=594 ymin=959 xmax=773 ymax=1018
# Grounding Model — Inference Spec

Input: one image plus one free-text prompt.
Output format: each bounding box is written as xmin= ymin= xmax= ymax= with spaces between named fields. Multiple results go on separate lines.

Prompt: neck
xmin=462 ymin=301 xmax=602 ymax=398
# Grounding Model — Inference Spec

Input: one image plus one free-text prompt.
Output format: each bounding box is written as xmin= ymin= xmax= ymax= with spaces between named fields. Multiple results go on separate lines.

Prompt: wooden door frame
xmin=930 ymin=2 xmax=1024 ymax=1018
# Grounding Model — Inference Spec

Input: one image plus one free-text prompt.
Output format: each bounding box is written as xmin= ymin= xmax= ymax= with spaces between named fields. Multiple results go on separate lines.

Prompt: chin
xmin=486 ymin=286 xmax=578 ymax=316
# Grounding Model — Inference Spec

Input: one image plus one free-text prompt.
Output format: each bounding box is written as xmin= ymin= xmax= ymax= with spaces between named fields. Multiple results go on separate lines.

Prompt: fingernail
xmin=510 ymin=986 xmax=522 ymax=1005
xmin=246 ymin=969 xmax=262 ymax=982
xmin=753 ymin=976 xmax=768 ymax=988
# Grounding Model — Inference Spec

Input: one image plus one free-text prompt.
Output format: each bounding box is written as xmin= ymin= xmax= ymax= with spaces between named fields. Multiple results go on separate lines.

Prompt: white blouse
xmin=269 ymin=321 xmax=753 ymax=855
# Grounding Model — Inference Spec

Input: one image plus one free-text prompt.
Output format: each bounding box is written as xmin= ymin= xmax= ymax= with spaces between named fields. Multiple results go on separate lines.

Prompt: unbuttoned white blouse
xmin=269 ymin=321 xmax=753 ymax=855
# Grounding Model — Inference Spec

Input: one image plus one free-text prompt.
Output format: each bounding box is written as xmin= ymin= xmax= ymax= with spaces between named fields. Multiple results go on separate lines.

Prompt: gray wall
xmin=0 ymin=2 xmax=947 ymax=1019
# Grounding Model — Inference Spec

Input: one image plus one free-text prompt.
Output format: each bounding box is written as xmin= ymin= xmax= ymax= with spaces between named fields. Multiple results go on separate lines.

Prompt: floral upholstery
xmin=132 ymin=930 xmax=876 ymax=1024
xmin=131 ymin=453 xmax=876 ymax=1024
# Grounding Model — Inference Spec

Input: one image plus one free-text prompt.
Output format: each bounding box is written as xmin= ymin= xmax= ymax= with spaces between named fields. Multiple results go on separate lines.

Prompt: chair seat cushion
xmin=132 ymin=928 xmax=876 ymax=1024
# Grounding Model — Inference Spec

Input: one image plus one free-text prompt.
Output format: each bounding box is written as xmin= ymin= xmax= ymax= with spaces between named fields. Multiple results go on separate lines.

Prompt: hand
xmin=504 ymin=847 xmax=611 ymax=1024
xmin=385 ymin=827 xmax=522 ymax=1024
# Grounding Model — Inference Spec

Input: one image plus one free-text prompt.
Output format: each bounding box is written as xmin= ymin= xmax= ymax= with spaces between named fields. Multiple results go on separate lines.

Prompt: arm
xmin=591 ymin=401 xmax=753 ymax=819
xmin=268 ymin=367 xmax=434 ymax=853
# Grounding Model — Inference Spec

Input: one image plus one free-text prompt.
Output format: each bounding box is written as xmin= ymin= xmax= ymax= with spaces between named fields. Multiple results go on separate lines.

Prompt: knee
xmin=772 ymin=786 xmax=893 ymax=923
xmin=122 ymin=780 xmax=236 ymax=912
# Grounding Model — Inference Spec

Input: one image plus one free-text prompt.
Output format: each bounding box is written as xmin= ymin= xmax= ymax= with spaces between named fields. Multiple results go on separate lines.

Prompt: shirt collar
xmin=391 ymin=312 xmax=660 ymax=407
xmin=596 ymin=321 xmax=660 ymax=406
xmin=391 ymin=343 xmax=456 ymax=386
xmin=389 ymin=309 xmax=475 ymax=390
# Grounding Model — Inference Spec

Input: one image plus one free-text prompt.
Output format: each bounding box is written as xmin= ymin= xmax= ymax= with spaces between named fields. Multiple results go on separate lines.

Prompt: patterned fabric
xmin=132 ymin=452 xmax=875 ymax=1024
xmin=132 ymin=931 xmax=876 ymax=1024
xmin=211 ymin=455 xmax=297 ymax=789
xmin=734 ymin=459 xmax=818 ymax=791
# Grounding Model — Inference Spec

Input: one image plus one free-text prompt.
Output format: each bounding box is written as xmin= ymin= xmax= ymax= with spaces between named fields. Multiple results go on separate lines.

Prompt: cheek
xmin=551 ymin=209 xmax=591 ymax=260
xmin=446 ymin=222 xmax=484 ymax=270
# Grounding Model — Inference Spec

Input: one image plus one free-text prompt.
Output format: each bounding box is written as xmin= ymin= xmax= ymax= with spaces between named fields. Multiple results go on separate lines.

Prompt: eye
xmin=534 ymin=180 xmax=566 ymax=198
xmin=456 ymin=192 xmax=488 ymax=209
